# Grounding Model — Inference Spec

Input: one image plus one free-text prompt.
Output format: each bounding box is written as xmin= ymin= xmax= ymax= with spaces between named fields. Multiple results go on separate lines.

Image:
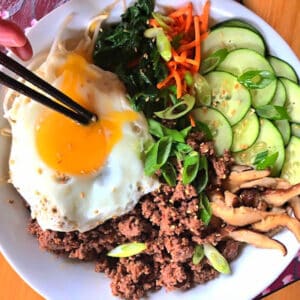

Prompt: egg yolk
xmin=35 ymin=53 xmax=137 ymax=175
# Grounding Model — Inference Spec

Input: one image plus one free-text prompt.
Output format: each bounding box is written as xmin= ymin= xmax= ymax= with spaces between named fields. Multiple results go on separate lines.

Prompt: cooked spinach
xmin=93 ymin=0 xmax=167 ymax=115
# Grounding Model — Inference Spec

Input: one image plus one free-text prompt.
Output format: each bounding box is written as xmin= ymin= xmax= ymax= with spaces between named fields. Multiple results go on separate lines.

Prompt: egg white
xmin=6 ymin=52 xmax=159 ymax=233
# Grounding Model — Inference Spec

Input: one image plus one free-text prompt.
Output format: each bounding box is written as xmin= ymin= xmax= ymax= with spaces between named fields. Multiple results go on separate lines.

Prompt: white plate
xmin=0 ymin=0 xmax=299 ymax=299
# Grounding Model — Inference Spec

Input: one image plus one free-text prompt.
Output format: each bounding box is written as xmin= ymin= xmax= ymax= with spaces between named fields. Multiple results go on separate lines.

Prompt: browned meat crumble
xmin=28 ymin=133 xmax=241 ymax=300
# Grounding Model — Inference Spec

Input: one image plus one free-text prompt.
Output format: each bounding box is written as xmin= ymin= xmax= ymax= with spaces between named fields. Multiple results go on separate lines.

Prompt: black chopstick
xmin=0 ymin=51 xmax=97 ymax=125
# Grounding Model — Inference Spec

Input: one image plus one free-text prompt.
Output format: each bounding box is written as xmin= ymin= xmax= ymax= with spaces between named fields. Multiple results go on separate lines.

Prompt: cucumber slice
xmin=205 ymin=71 xmax=251 ymax=125
xmin=231 ymin=110 xmax=259 ymax=152
xmin=274 ymin=119 xmax=290 ymax=145
xmin=234 ymin=118 xmax=285 ymax=176
xmin=212 ymin=19 xmax=261 ymax=35
xmin=270 ymin=80 xmax=286 ymax=106
xmin=281 ymin=136 xmax=300 ymax=184
xmin=217 ymin=49 xmax=277 ymax=108
xmin=191 ymin=107 xmax=232 ymax=156
xmin=202 ymin=27 xmax=265 ymax=58
xmin=269 ymin=56 xmax=298 ymax=83
xmin=280 ymin=78 xmax=300 ymax=123
xmin=291 ymin=123 xmax=300 ymax=138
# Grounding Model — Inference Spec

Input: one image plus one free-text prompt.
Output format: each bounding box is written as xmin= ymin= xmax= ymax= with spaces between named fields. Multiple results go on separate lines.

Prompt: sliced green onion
xmin=182 ymin=151 xmax=200 ymax=184
xmin=161 ymin=162 xmax=177 ymax=186
xmin=144 ymin=136 xmax=172 ymax=175
xmin=199 ymin=193 xmax=212 ymax=225
xmin=238 ymin=70 xmax=276 ymax=89
xmin=255 ymin=152 xmax=279 ymax=170
xmin=195 ymin=156 xmax=209 ymax=193
xmin=184 ymin=71 xmax=194 ymax=87
xmin=152 ymin=12 xmax=173 ymax=30
xmin=203 ymin=244 xmax=231 ymax=274
xmin=253 ymin=150 xmax=269 ymax=165
xmin=256 ymin=105 xmax=290 ymax=120
xmin=148 ymin=119 xmax=185 ymax=143
xmin=193 ymin=74 xmax=211 ymax=106
xmin=192 ymin=245 xmax=204 ymax=265
xmin=200 ymin=48 xmax=229 ymax=74
xmin=154 ymin=94 xmax=195 ymax=119
xmin=144 ymin=27 xmax=162 ymax=38
xmin=107 ymin=242 xmax=147 ymax=258
xmin=156 ymin=30 xmax=172 ymax=62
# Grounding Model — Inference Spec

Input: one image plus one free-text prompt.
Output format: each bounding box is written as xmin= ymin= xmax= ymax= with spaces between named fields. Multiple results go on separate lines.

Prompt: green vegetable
xmin=193 ymin=74 xmax=212 ymax=106
xmin=148 ymin=119 xmax=185 ymax=143
xmin=237 ymin=70 xmax=276 ymax=89
xmin=255 ymin=152 xmax=279 ymax=170
xmin=182 ymin=151 xmax=200 ymax=184
xmin=154 ymin=94 xmax=195 ymax=119
xmin=253 ymin=150 xmax=269 ymax=165
xmin=200 ymin=48 xmax=229 ymax=74
xmin=107 ymin=242 xmax=147 ymax=257
xmin=156 ymin=30 xmax=172 ymax=61
xmin=144 ymin=27 xmax=162 ymax=38
xmin=199 ymin=193 xmax=212 ymax=225
xmin=192 ymin=245 xmax=205 ymax=265
xmin=203 ymin=244 xmax=231 ymax=274
xmin=171 ymin=33 xmax=183 ymax=49
xmin=144 ymin=136 xmax=173 ymax=175
xmin=195 ymin=156 xmax=209 ymax=193
xmin=93 ymin=0 xmax=167 ymax=115
xmin=256 ymin=105 xmax=290 ymax=120
xmin=184 ymin=71 xmax=194 ymax=87
xmin=152 ymin=12 xmax=173 ymax=30
xmin=175 ymin=143 xmax=193 ymax=160
xmin=161 ymin=162 xmax=177 ymax=186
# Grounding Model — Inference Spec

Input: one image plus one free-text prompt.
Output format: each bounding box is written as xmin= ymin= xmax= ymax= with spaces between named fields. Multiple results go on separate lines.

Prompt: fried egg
xmin=6 ymin=50 xmax=159 ymax=232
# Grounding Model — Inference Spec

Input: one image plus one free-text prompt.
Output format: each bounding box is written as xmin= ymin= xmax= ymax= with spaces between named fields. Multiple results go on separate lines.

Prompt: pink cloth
xmin=0 ymin=0 xmax=299 ymax=298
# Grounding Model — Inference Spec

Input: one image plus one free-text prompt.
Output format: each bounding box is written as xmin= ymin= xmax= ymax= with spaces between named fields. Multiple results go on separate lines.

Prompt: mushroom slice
xmin=240 ymin=177 xmax=291 ymax=190
xmin=224 ymin=191 xmax=239 ymax=207
xmin=210 ymin=201 xmax=283 ymax=226
xmin=231 ymin=165 xmax=253 ymax=173
xmin=228 ymin=230 xmax=287 ymax=256
xmin=224 ymin=169 xmax=270 ymax=193
xmin=252 ymin=214 xmax=300 ymax=242
xmin=289 ymin=197 xmax=300 ymax=220
xmin=262 ymin=183 xmax=300 ymax=207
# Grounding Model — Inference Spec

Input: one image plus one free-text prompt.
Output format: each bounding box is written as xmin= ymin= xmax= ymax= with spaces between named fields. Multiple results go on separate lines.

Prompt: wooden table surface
xmin=0 ymin=0 xmax=299 ymax=299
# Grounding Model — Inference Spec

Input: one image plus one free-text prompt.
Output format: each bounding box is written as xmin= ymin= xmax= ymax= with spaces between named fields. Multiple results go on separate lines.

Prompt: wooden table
xmin=0 ymin=0 xmax=299 ymax=299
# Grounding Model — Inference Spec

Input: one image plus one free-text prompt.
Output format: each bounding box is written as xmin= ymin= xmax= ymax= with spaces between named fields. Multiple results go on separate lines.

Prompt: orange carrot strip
xmin=178 ymin=41 xmax=196 ymax=53
xmin=200 ymin=0 xmax=210 ymax=33
xmin=149 ymin=18 xmax=158 ymax=27
xmin=168 ymin=3 xmax=191 ymax=18
xmin=185 ymin=3 xmax=193 ymax=33
xmin=186 ymin=58 xmax=199 ymax=67
xmin=157 ymin=73 xmax=174 ymax=89
xmin=193 ymin=15 xmax=201 ymax=71
xmin=189 ymin=114 xmax=196 ymax=127
xmin=173 ymin=70 xmax=182 ymax=98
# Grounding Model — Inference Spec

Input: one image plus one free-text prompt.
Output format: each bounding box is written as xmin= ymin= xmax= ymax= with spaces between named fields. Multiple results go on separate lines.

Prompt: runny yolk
xmin=35 ymin=53 xmax=137 ymax=175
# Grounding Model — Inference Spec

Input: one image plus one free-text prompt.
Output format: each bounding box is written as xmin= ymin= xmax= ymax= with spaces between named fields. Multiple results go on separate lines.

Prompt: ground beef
xmin=28 ymin=134 xmax=240 ymax=300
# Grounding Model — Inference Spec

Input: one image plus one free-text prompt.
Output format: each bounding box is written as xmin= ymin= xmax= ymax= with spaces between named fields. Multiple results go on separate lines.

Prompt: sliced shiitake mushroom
xmin=228 ymin=230 xmax=287 ymax=256
xmin=262 ymin=183 xmax=300 ymax=207
xmin=210 ymin=201 xmax=283 ymax=226
xmin=289 ymin=197 xmax=300 ymax=221
xmin=252 ymin=214 xmax=300 ymax=242
xmin=224 ymin=169 xmax=271 ymax=193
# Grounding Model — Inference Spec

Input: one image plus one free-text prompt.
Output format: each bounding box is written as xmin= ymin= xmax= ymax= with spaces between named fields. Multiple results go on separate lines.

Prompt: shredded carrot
xmin=200 ymin=0 xmax=210 ymax=33
xmin=184 ymin=3 xmax=193 ymax=33
xmin=193 ymin=15 xmax=201 ymax=72
xmin=152 ymin=1 xmax=210 ymax=98
xmin=149 ymin=18 xmax=158 ymax=27
xmin=189 ymin=114 xmax=196 ymax=127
